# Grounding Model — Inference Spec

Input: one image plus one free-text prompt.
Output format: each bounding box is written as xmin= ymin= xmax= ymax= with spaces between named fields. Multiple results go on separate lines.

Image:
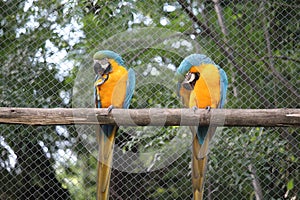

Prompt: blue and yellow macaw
xmin=93 ymin=50 xmax=135 ymax=200
xmin=176 ymin=54 xmax=228 ymax=200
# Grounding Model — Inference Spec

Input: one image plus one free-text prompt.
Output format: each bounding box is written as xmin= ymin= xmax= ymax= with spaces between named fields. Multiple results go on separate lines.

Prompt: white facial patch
xmin=186 ymin=73 xmax=196 ymax=83
xmin=95 ymin=58 xmax=110 ymax=70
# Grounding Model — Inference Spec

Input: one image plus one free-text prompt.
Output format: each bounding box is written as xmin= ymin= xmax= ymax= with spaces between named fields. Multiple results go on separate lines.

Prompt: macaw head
xmin=175 ymin=54 xmax=217 ymax=97
xmin=176 ymin=53 xmax=216 ymax=84
xmin=93 ymin=50 xmax=125 ymax=76
xmin=176 ymin=54 xmax=215 ymax=78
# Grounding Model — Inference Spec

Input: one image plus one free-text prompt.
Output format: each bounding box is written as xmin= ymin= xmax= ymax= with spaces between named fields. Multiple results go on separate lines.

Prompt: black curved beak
xmin=94 ymin=62 xmax=105 ymax=75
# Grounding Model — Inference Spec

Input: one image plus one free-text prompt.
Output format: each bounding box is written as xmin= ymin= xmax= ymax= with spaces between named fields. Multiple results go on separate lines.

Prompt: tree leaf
xmin=287 ymin=178 xmax=294 ymax=190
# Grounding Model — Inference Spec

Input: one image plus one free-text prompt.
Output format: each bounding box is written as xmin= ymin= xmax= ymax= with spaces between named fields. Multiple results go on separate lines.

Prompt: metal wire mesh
xmin=0 ymin=0 xmax=299 ymax=199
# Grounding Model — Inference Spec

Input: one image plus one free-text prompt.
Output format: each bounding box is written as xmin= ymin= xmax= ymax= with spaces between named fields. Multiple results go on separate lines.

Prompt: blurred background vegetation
xmin=0 ymin=0 xmax=299 ymax=199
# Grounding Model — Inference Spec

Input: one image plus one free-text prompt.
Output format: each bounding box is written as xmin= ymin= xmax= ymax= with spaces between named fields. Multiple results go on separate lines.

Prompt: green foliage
xmin=206 ymin=127 xmax=299 ymax=199
xmin=0 ymin=0 xmax=77 ymax=199
xmin=1 ymin=0 xmax=299 ymax=199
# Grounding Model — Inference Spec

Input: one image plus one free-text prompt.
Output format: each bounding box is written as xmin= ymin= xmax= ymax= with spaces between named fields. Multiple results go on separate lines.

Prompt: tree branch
xmin=212 ymin=0 xmax=228 ymax=36
xmin=212 ymin=0 xmax=238 ymax=98
xmin=248 ymin=164 xmax=263 ymax=200
xmin=260 ymin=56 xmax=300 ymax=63
xmin=261 ymin=1 xmax=300 ymax=100
xmin=0 ymin=107 xmax=299 ymax=127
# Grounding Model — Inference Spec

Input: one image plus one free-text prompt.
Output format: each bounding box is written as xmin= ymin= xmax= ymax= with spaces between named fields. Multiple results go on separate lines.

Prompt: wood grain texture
xmin=0 ymin=107 xmax=299 ymax=127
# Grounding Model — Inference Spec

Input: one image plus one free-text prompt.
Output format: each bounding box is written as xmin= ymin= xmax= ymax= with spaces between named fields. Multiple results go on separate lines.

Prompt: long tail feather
xmin=190 ymin=126 xmax=217 ymax=200
xmin=190 ymin=126 xmax=207 ymax=200
xmin=96 ymin=125 xmax=118 ymax=200
xmin=197 ymin=126 xmax=217 ymax=159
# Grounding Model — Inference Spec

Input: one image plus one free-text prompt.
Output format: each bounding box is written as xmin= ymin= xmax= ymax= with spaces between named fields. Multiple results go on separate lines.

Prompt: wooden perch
xmin=0 ymin=107 xmax=299 ymax=127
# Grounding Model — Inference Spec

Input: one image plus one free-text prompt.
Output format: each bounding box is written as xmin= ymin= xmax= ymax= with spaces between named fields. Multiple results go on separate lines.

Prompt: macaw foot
xmin=107 ymin=105 xmax=115 ymax=113
xmin=205 ymin=106 xmax=211 ymax=112
xmin=192 ymin=106 xmax=198 ymax=113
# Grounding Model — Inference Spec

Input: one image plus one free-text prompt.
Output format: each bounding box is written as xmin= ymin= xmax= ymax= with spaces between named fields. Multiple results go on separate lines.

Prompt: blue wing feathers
xmin=196 ymin=67 xmax=227 ymax=144
xmin=219 ymin=68 xmax=228 ymax=108
xmin=123 ymin=68 xmax=136 ymax=109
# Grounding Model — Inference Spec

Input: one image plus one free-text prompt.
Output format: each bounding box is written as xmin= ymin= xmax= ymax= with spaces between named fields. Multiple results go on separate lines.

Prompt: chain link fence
xmin=1 ymin=0 xmax=299 ymax=199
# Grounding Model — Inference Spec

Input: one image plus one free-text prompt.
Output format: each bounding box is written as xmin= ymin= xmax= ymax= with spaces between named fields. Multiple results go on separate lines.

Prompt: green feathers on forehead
xmin=93 ymin=50 xmax=125 ymax=67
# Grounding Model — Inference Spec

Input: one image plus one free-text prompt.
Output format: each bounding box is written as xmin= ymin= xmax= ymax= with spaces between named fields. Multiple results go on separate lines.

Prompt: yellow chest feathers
xmin=97 ymin=59 xmax=128 ymax=108
xmin=190 ymin=64 xmax=221 ymax=108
